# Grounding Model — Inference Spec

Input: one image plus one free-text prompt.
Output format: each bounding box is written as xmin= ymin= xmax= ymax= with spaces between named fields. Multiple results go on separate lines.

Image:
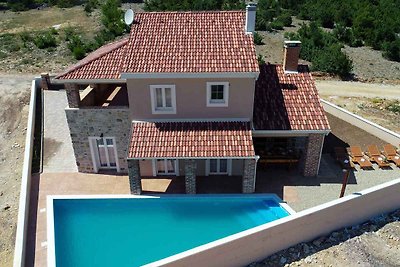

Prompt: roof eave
xmin=120 ymin=72 xmax=260 ymax=79
xmin=51 ymin=78 xmax=127 ymax=84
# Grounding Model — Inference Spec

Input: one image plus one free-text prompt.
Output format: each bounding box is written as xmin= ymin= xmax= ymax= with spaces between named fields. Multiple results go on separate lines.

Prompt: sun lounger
xmin=333 ymin=147 xmax=354 ymax=169
xmin=383 ymin=144 xmax=400 ymax=167
xmin=366 ymin=145 xmax=390 ymax=168
xmin=348 ymin=146 xmax=373 ymax=169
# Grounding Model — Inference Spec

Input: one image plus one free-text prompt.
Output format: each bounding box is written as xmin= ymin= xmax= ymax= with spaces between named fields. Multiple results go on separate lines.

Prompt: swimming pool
xmin=47 ymin=195 xmax=294 ymax=267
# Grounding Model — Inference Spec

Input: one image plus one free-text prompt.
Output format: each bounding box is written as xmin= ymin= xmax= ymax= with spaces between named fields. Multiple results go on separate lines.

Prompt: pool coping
xmin=46 ymin=193 xmax=295 ymax=267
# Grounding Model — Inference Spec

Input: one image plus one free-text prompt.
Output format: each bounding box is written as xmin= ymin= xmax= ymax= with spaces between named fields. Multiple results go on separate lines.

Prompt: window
xmin=207 ymin=82 xmax=229 ymax=107
xmin=152 ymin=159 xmax=179 ymax=176
xmin=150 ymin=85 xmax=176 ymax=114
xmin=207 ymin=159 xmax=232 ymax=175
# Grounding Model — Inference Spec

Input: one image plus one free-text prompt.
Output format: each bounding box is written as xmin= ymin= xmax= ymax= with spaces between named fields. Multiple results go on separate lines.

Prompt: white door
xmin=89 ymin=137 xmax=119 ymax=172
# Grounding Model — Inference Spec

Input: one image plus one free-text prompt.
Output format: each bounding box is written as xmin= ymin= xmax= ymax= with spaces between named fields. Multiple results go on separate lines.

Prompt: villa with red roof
xmin=54 ymin=4 xmax=330 ymax=194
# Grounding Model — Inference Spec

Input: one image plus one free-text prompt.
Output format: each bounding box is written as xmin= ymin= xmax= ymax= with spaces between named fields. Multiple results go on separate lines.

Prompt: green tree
xmin=101 ymin=0 xmax=126 ymax=37
xmin=312 ymin=44 xmax=353 ymax=78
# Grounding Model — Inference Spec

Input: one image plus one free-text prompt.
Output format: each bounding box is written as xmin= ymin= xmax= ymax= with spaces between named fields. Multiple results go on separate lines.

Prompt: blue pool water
xmin=53 ymin=196 xmax=290 ymax=267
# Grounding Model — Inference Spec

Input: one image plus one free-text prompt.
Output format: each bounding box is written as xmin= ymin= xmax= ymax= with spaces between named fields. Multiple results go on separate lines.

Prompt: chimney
xmin=245 ymin=3 xmax=257 ymax=34
xmin=283 ymin=40 xmax=301 ymax=73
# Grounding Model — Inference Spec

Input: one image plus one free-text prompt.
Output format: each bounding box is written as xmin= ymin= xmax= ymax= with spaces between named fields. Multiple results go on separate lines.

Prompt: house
xmin=53 ymin=4 xmax=330 ymax=194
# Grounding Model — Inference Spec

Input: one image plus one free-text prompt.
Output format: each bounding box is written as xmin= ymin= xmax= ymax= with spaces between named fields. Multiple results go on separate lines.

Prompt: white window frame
xmin=206 ymin=82 xmax=229 ymax=107
xmin=150 ymin=85 xmax=177 ymax=114
xmin=206 ymin=159 xmax=232 ymax=176
xmin=152 ymin=159 xmax=179 ymax=176
xmin=88 ymin=136 xmax=120 ymax=173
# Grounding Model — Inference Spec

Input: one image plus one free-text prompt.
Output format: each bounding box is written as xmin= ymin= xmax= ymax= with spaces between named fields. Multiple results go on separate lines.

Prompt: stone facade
xmin=128 ymin=160 xmax=142 ymax=194
xmin=242 ymin=159 xmax=256 ymax=193
xmin=184 ymin=159 xmax=197 ymax=194
xmin=65 ymin=83 xmax=80 ymax=108
xmin=65 ymin=107 xmax=131 ymax=173
xmin=302 ymin=133 xmax=325 ymax=177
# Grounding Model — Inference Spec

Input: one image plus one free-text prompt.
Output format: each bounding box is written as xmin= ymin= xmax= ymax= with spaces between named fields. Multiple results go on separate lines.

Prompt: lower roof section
xmin=129 ymin=121 xmax=255 ymax=159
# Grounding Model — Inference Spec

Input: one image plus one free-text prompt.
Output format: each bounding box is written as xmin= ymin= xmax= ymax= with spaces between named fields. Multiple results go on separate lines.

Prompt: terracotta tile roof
xmin=56 ymin=11 xmax=258 ymax=80
xmin=129 ymin=121 xmax=255 ymax=158
xmin=253 ymin=64 xmax=330 ymax=131
xmin=55 ymin=38 xmax=128 ymax=80
xmin=123 ymin=11 xmax=258 ymax=73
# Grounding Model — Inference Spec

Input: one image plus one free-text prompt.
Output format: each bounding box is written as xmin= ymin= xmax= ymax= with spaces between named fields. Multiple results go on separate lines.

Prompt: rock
xmin=280 ymin=257 xmax=287 ymax=265
xmin=3 ymin=204 xmax=10 ymax=211
xmin=302 ymin=244 xmax=310 ymax=254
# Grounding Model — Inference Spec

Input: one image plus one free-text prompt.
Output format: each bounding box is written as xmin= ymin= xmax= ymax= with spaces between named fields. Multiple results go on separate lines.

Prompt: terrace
xmin=24 ymin=90 xmax=400 ymax=266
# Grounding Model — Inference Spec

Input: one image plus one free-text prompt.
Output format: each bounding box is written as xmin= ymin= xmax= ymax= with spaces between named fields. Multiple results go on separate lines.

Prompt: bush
xmin=84 ymin=0 xmax=99 ymax=13
xmin=386 ymin=101 xmax=400 ymax=114
xmin=253 ymin=32 xmax=264 ymax=45
xmin=269 ymin=20 xmax=284 ymax=30
xmin=382 ymin=39 xmax=400 ymax=62
xmin=72 ymin=46 xmax=86 ymax=60
xmin=33 ymin=31 xmax=57 ymax=49
xmin=276 ymin=13 xmax=292 ymax=27
xmin=257 ymin=54 xmax=265 ymax=65
xmin=312 ymin=44 xmax=353 ymax=78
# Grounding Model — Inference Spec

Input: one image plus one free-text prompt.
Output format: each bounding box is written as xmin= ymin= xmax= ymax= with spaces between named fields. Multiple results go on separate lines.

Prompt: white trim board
xmin=121 ymin=72 xmax=260 ymax=79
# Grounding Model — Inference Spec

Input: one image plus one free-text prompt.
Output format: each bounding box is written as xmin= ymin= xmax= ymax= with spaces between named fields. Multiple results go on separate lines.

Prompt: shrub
xmin=269 ymin=20 xmax=284 ymax=30
xmin=383 ymin=39 xmax=400 ymax=62
xmin=276 ymin=13 xmax=292 ymax=27
xmin=33 ymin=31 xmax=57 ymax=49
xmin=257 ymin=54 xmax=265 ymax=65
xmin=84 ymin=0 xmax=99 ymax=13
xmin=253 ymin=32 xmax=264 ymax=45
xmin=312 ymin=44 xmax=353 ymax=78
xmin=386 ymin=101 xmax=400 ymax=114
xmin=72 ymin=46 xmax=86 ymax=60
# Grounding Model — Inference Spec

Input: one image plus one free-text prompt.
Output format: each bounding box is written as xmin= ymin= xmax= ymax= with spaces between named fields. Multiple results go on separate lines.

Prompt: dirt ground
xmin=0 ymin=74 xmax=32 ymax=267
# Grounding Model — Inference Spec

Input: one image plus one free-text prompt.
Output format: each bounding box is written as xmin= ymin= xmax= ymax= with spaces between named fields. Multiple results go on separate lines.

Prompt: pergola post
xmin=65 ymin=83 xmax=80 ymax=108
xmin=184 ymin=159 xmax=197 ymax=194
xmin=243 ymin=158 xmax=256 ymax=193
xmin=128 ymin=160 xmax=142 ymax=194
xmin=302 ymin=133 xmax=325 ymax=177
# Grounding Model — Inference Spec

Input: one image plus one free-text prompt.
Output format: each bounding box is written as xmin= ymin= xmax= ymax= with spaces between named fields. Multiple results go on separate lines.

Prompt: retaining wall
xmin=321 ymin=99 xmax=400 ymax=146
xmin=13 ymin=79 xmax=40 ymax=267
xmin=148 ymin=179 xmax=400 ymax=267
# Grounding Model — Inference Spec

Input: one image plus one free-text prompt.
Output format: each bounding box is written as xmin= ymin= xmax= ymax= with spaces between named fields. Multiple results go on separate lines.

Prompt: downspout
xmin=253 ymin=155 xmax=260 ymax=192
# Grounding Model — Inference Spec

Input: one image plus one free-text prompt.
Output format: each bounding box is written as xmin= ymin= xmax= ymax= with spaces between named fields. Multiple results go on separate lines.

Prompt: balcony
xmin=78 ymin=83 xmax=129 ymax=108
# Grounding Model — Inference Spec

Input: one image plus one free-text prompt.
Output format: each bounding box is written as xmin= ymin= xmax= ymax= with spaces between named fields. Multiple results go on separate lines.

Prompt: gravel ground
xmin=250 ymin=209 xmax=400 ymax=267
xmin=0 ymin=74 xmax=32 ymax=266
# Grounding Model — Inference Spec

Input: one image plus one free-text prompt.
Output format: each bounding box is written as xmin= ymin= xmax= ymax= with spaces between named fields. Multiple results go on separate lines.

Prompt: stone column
xmin=243 ymin=159 xmax=256 ymax=193
xmin=302 ymin=133 xmax=325 ymax=177
xmin=65 ymin=83 xmax=80 ymax=108
xmin=128 ymin=160 xmax=142 ymax=194
xmin=184 ymin=159 xmax=197 ymax=194
xmin=41 ymin=72 xmax=50 ymax=90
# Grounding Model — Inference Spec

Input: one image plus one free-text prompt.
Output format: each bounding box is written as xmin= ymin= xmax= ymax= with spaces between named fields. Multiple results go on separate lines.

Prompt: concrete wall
xmin=65 ymin=107 xmax=131 ymax=173
xmin=321 ymin=99 xmax=400 ymax=146
xmin=13 ymin=79 xmax=40 ymax=267
xmin=127 ymin=78 xmax=255 ymax=120
xmin=148 ymin=179 xmax=400 ymax=267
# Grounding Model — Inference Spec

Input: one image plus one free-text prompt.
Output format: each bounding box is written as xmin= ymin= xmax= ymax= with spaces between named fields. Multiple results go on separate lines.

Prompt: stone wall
xmin=302 ymin=133 xmax=325 ymax=177
xmin=65 ymin=107 xmax=131 ymax=173
xmin=243 ymin=159 xmax=256 ymax=193
xmin=65 ymin=83 xmax=80 ymax=108
xmin=184 ymin=159 xmax=197 ymax=194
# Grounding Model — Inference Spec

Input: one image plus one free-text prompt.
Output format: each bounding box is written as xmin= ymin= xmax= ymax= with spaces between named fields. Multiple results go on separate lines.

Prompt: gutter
xmin=252 ymin=129 xmax=331 ymax=137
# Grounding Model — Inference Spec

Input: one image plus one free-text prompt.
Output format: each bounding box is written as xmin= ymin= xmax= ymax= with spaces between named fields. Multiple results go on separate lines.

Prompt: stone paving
xmin=42 ymin=90 xmax=77 ymax=173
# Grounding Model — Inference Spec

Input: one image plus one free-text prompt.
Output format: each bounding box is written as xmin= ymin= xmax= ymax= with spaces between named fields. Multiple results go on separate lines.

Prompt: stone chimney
xmin=283 ymin=40 xmax=301 ymax=73
xmin=245 ymin=3 xmax=257 ymax=34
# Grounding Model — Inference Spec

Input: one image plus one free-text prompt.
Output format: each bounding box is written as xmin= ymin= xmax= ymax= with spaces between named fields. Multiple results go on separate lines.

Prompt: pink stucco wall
xmin=127 ymin=77 xmax=256 ymax=120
